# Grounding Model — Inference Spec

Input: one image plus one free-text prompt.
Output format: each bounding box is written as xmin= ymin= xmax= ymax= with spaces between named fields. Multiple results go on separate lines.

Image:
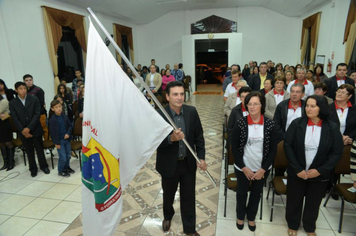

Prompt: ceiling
xmin=51 ymin=0 xmax=331 ymax=25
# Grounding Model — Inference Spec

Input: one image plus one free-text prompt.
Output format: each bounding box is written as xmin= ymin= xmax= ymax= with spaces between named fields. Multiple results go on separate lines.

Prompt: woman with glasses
xmin=284 ymin=95 xmax=343 ymax=236
xmin=327 ymin=84 xmax=356 ymax=199
xmin=231 ymin=91 xmax=278 ymax=232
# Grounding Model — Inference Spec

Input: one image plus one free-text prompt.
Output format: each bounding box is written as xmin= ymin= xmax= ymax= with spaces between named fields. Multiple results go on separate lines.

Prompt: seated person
xmin=224 ymin=70 xmax=243 ymax=102
xmin=259 ymin=78 xmax=273 ymax=96
xmin=224 ymin=79 xmax=248 ymax=119
xmin=227 ymin=86 xmax=251 ymax=145
xmin=314 ymin=82 xmax=333 ymax=104
xmin=265 ymin=76 xmax=290 ymax=120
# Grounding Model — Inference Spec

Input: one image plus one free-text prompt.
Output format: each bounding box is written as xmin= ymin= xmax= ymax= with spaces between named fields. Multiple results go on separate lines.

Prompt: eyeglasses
xmin=336 ymin=90 xmax=349 ymax=95
xmin=246 ymin=103 xmax=261 ymax=107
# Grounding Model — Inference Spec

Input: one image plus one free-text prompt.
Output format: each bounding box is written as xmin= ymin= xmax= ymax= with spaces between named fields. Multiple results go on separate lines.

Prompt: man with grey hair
xmin=287 ymin=67 xmax=314 ymax=100
xmin=274 ymin=83 xmax=306 ymax=141
xmin=171 ymin=63 xmax=184 ymax=82
xmin=273 ymin=83 xmax=306 ymax=177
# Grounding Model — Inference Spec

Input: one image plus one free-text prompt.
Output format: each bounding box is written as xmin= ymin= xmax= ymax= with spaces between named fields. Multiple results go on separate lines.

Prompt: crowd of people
xmin=1 ymin=58 xmax=356 ymax=236
xmin=224 ymin=61 xmax=356 ymax=236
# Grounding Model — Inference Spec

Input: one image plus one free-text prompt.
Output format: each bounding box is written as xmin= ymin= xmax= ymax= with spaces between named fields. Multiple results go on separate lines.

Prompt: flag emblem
xmin=82 ymin=138 xmax=122 ymax=212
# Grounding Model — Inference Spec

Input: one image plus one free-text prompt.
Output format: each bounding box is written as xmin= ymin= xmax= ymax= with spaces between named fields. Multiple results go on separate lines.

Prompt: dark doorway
xmin=57 ymin=27 xmax=84 ymax=83
xmin=195 ymin=39 xmax=228 ymax=89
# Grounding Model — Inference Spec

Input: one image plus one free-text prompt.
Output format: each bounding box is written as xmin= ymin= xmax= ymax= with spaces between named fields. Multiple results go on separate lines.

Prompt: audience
xmin=224 ymin=70 xmax=243 ymax=102
xmin=171 ymin=63 xmax=184 ymax=82
xmin=0 ymin=79 xmax=15 ymax=171
xmin=313 ymin=65 xmax=328 ymax=83
xmin=287 ymin=68 xmax=314 ymax=100
xmin=222 ymin=64 xmax=240 ymax=92
xmin=23 ymin=74 xmax=49 ymax=141
xmin=248 ymin=62 xmax=274 ymax=91
xmin=265 ymin=76 xmax=290 ymax=120
xmin=259 ymin=78 xmax=273 ymax=96
xmin=224 ymin=80 xmax=248 ymax=118
xmin=313 ymin=82 xmax=333 ymax=104
xmin=161 ymin=69 xmax=175 ymax=91
xmin=325 ymin=63 xmax=355 ymax=104
xmin=145 ymin=64 xmax=162 ymax=95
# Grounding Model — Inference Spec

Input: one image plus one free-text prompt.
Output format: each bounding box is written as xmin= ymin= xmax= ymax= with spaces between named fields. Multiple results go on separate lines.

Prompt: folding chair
xmin=9 ymin=116 xmax=26 ymax=165
xmin=266 ymin=140 xmax=288 ymax=222
xmin=323 ymin=145 xmax=356 ymax=233
xmin=71 ymin=118 xmax=83 ymax=170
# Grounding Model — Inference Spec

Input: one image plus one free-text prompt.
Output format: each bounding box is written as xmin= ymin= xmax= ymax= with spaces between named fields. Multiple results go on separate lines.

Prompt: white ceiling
xmin=51 ymin=0 xmax=331 ymax=25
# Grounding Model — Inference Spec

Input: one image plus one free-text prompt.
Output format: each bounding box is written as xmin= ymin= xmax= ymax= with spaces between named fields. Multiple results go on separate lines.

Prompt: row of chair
xmin=8 ymin=116 xmax=83 ymax=171
xmin=222 ymin=124 xmax=356 ymax=233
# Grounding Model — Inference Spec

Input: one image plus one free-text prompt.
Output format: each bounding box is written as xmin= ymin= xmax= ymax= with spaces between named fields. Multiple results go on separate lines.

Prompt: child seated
xmin=49 ymin=99 xmax=74 ymax=177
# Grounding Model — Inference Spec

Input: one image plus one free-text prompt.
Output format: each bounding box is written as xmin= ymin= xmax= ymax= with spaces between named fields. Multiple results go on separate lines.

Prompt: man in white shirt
xmin=224 ymin=70 xmax=243 ymax=103
xmin=287 ymin=68 xmax=314 ymax=100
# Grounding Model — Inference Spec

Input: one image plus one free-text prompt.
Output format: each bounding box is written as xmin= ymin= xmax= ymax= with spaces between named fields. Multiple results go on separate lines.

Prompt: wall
xmin=136 ymin=7 xmax=300 ymax=71
xmin=0 ymin=0 xmax=137 ymax=106
xmin=299 ymin=0 xmax=350 ymax=76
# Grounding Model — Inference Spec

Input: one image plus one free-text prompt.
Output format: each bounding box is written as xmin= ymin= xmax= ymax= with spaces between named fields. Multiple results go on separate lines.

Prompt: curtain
xmin=43 ymin=8 xmax=60 ymax=90
xmin=42 ymin=6 xmax=87 ymax=92
xmin=300 ymin=12 xmax=321 ymax=67
xmin=113 ymin=23 xmax=134 ymax=65
xmin=344 ymin=0 xmax=356 ymax=63
xmin=309 ymin=13 xmax=321 ymax=70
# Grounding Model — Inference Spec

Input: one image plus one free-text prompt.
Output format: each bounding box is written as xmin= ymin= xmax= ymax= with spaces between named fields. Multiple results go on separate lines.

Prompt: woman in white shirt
xmin=284 ymin=95 xmax=343 ymax=236
xmin=231 ymin=91 xmax=278 ymax=232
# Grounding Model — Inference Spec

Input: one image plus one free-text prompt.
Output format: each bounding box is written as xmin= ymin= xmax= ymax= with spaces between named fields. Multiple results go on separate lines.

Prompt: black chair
xmin=9 ymin=116 xmax=26 ymax=166
xmin=266 ymin=140 xmax=288 ymax=222
xmin=224 ymin=146 xmax=263 ymax=219
xmin=323 ymin=145 xmax=356 ymax=233
xmin=71 ymin=118 xmax=83 ymax=170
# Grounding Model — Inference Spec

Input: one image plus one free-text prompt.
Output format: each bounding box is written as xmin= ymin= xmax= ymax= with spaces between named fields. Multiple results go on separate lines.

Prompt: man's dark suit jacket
xmin=324 ymin=76 xmax=355 ymax=103
xmin=9 ymin=95 xmax=43 ymax=138
xmin=156 ymin=105 xmax=205 ymax=178
xmin=248 ymin=73 xmax=274 ymax=91
xmin=273 ymin=99 xmax=306 ymax=141
xmin=284 ymin=117 xmax=343 ymax=181
xmin=227 ymin=104 xmax=244 ymax=145
xmin=329 ymin=102 xmax=356 ymax=139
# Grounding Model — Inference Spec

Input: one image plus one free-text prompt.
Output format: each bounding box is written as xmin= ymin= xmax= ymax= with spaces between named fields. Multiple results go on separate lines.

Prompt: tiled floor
xmin=0 ymin=84 xmax=355 ymax=236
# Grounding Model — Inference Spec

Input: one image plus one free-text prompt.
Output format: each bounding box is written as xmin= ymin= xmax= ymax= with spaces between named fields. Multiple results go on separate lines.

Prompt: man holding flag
xmin=81 ymin=20 xmax=172 ymax=236
xmin=157 ymin=81 xmax=206 ymax=236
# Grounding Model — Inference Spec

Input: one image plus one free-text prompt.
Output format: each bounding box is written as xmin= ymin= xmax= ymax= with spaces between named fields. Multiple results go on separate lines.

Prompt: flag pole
xmin=86 ymin=7 xmax=217 ymax=187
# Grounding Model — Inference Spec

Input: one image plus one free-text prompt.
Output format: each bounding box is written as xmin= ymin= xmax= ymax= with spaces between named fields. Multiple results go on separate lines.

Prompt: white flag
xmin=81 ymin=20 xmax=172 ymax=236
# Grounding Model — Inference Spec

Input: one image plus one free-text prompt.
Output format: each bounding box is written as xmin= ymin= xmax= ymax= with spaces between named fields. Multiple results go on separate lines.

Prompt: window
xmin=57 ymin=26 xmax=84 ymax=83
xmin=191 ymin=15 xmax=237 ymax=34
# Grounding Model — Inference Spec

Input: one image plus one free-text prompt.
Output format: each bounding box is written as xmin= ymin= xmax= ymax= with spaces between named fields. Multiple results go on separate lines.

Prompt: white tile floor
xmin=0 ymin=149 xmax=355 ymax=235
xmin=215 ymin=165 xmax=356 ymax=236
xmin=0 ymin=151 xmax=82 ymax=236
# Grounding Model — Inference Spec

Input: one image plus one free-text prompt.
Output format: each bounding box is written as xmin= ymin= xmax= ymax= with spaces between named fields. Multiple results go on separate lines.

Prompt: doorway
xmin=195 ymin=39 xmax=228 ymax=89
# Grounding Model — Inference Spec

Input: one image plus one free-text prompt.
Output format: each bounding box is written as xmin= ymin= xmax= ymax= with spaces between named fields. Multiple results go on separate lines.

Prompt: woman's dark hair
xmin=314 ymin=64 xmax=325 ymax=76
xmin=264 ymin=77 xmax=274 ymax=86
xmin=244 ymin=91 xmax=266 ymax=114
xmin=57 ymin=84 xmax=66 ymax=95
xmin=305 ymin=95 xmax=330 ymax=120
xmin=314 ymin=82 xmax=328 ymax=92
xmin=238 ymin=86 xmax=252 ymax=96
xmin=0 ymin=79 xmax=8 ymax=91
xmin=307 ymin=69 xmax=314 ymax=75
